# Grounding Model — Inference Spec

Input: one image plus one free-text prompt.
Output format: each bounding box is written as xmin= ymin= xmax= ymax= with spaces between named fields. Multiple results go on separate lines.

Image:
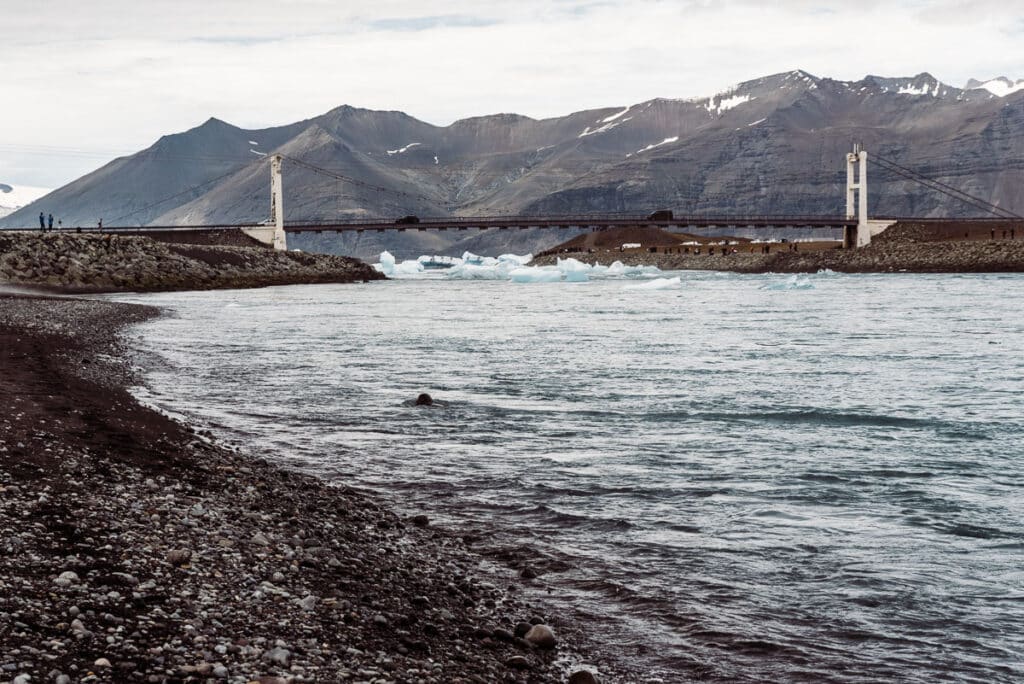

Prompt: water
xmin=110 ymin=271 xmax=1024 ymax=682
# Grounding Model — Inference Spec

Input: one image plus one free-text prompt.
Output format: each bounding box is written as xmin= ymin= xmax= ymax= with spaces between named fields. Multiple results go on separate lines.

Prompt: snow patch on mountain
xmin=898 ymin=82 xmax=941 ymax=97
xmin=705 ymin=93 xmax=753 ymax=115
xmin=635 ymin=136 xmax=678 ymax=154
xmin=967 ymin=77 xmax=1024 ymax=97
xmin=387 ymin=143 xmax=421 ymax=155
xmin=578 ymin=117 xmax=631 ymax=138
xmin=0 ymin=184 xmax=52 ymax=218
xmin=601 ymin=106 xmax=631 ymax=123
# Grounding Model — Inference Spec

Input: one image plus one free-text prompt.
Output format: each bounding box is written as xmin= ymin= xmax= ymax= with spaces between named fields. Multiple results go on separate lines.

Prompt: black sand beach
xmin=0 ymin=293 xmax=620 ymax=683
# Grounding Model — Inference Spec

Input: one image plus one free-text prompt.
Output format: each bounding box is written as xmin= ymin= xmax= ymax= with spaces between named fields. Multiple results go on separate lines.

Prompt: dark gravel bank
xmin=0 ymin=232 xmax=384 ymax=293
xmin=0 ymin=295 xmax=622 ymax=684
xmin=533 ymin=223 xmax=1024 ymax=273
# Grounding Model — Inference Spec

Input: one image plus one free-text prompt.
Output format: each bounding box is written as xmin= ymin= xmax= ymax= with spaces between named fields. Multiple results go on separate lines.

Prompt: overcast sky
xmin=2 ymin=0 xmax=1023 ymax=188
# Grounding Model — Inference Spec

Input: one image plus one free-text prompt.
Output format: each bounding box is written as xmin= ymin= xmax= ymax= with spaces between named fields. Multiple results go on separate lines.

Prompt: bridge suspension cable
xmin=108 ymin=164 xmax=257 ymax=225
xmin=869 ymin=154 xmax=1021 ymax=220
xmin=278 ymin=155 xmax=441 ymax=208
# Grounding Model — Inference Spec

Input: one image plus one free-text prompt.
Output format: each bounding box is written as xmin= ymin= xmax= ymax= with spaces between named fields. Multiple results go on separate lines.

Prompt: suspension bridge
xmin=7 ymin=146 xmax=1021 ymax=252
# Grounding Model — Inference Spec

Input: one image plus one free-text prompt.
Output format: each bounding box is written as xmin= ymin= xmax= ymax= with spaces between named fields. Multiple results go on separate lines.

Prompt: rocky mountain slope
xmin=5 ymin=70 xmax=1023 ymax=259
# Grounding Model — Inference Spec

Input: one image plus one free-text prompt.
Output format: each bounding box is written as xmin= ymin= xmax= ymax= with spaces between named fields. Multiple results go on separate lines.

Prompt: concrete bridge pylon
xmin=270 ymin=154 xmax=287 ymax=251
xmin=846 ymin=144 xmax=895 ymax=247
xmin=241 ymin=154 xmax=289 ymax=249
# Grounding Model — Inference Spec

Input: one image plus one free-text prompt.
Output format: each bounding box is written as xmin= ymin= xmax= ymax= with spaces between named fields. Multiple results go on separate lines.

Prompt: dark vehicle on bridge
xmin=395 ymin=215 xmax=420 ymax=225
xmin=647 ymin=210 xmax=674 ymax=221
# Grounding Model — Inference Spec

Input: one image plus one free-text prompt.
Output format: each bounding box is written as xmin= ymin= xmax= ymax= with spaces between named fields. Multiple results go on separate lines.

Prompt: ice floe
xmin=372 ymin=251 xmax=664 ymax=283
xmin=760 ymin=274 xmax=814 ymax=290
xmin=624 ymin=276 xmax=683 ymax=290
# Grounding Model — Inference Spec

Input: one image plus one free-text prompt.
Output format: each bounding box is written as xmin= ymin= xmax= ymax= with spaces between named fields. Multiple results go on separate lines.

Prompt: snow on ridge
xmin=970 ymin=77 xmax=1024 ymax=97
xmin=706 ymin=93 xmax=753 ymax=115
xmin=748 ymin=118 xmax=766 ymax=126
xmin=601 ymin=106 xmax=631 ymax=123
xmin=248 ymin=140 xmax=259 ymax=146
xmin=578 ymin=117 xmax=632 ymax=138
xmin=635 ymin=136 xmax=678 ymax=154
xmin=897 ymin=81 xmax=943 ymax=97
xmin=387 ymin=142 xmax=421 ymax=155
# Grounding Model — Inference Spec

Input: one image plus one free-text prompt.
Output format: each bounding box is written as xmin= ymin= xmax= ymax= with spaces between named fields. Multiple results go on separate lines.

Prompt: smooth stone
xmin=524 ymin=624 xmax=557 ymax=650
xmin=492 ymin=628 xmax=515 ymax=643
xmin=261 ymin=647 xmax=291 ymax=667
xmin=505 ymin=655 xmax=531 ymax=670
xmin=569 ymin=671 xmax=599 ymax=684
xmin=166 ymin=549 xmax=191 ymax=566
xmin=93 ymin=658 xmax=112 ymax=668
xmin=514 ymin=621 xmax=532 ymax=638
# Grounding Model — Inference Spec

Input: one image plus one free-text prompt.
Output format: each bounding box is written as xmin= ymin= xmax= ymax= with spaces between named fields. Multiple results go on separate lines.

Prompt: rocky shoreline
xmin=0 ymin=233 xmax=383 ymax=293
xmin=533 ymin=224 xmax=1024 ymax=273
xmin=0 ymin=294 xmax=623 ymax=684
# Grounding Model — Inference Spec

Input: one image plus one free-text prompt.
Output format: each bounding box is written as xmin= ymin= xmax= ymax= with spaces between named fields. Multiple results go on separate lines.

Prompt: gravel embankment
xmin=0 ymin=295 xmax=616 ymax=684
xmin=0 ymin=232 xmax=384 ymax=293
xmin=533 ymin=223 xmax=1024 ymax=273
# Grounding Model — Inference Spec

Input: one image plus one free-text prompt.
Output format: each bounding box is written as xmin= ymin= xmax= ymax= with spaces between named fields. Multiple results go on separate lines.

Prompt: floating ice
xmin=556 ymin=257 xmax=592 ymax=282
xmin=624 ymin=276 xmax=682 ymax=290
xmin=445 ymin=252 xmax=533 ymax=280
xmin=378 ymin=250 xmax=662 ymax=283
xmin=606 ymin=261 xmax=662 ymax=277
xmin=376 ymin=250 xmax=396 ymax=274
xmin=760 ymin=275 xmax=814 ymax=291
xmin=509 ymin=267 xmax=563 ymax=283
xmin=374 ymin=250 xmax=425 ymax=277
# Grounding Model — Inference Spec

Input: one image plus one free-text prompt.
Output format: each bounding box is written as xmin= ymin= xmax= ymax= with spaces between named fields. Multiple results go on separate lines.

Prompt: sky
xmin=2 ymin=0 xmax=1023 ymax=188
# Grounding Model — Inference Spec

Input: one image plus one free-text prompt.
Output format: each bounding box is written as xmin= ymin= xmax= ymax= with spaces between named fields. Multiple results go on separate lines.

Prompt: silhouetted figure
xmin=48 ymin=214 xmax=53 ymax=230
xmin=39 ymin=212 xmax=45 ymax=231
xmin=415 ymin=393 xmax=433 ymax=406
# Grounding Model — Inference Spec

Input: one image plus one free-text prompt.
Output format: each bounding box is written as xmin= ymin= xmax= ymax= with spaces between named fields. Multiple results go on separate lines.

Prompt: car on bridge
xmin=647 ymin=210 xmax=674 ymax=221
xmin=395 ymin=215 xmax=420 ymax=225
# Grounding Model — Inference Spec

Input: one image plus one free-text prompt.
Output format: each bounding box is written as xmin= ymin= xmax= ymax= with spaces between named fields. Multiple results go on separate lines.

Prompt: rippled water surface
xmin=113 ymin=271 xmax=1024 ymax=682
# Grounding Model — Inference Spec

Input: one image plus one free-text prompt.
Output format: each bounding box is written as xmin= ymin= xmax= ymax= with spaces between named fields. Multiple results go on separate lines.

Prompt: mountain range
xmin=4 ymin=70 xmax=1023 ymax=258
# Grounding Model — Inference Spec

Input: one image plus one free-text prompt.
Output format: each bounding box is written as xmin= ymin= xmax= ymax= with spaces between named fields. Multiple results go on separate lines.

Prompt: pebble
xmin=569 ymin=670 xmax=600 ymax=684
xmin=524 ymin=624 xmax=557 ymax=650
xmin=505 ymin=655 xmax=531 ymax=670
xmin=262 ymin=647 xmax=291 ymax=667
xmin=53 ymin=571 xmax=79 ymax=587
xmin=166 ymin=548 xmax=192 ymax=566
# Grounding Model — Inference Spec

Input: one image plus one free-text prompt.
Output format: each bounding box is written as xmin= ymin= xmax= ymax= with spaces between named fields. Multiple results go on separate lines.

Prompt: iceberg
xmin=760 ymin=274 xmax=814 ymax=291
xmin=624 ymin=276 xmax=682 ymax=290
xmin=509 ymin=267 xmax=563 ymax=283
xmin=376 ymin=249 xmax=663 ymax=283
xmin=373 ymin=250 xmax=425 ymax=277
xmin=556 ymin=257 xmax=592 ymax=282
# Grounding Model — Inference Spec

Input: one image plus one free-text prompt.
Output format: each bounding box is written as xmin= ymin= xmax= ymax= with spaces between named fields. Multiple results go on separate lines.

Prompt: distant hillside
xmin=4 ymin=69 xmax=1023 ymax=259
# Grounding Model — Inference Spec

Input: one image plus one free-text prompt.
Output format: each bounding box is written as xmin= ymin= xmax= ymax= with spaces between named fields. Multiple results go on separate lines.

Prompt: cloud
xmin=368 ymin=15 xmax=501 ymax=31
xmin=2 ymin=0 xmax=1023 ymax=186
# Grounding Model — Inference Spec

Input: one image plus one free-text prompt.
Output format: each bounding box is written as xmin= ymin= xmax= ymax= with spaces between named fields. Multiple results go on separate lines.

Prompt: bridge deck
xmin=6 ymin=216 xmax=1019 ymax=235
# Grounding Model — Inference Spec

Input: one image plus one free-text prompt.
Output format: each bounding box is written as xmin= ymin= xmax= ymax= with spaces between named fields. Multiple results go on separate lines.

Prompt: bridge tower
xmin=270 ymin=154 xmax=287 ymax=251
xmin=846 ymin=144 xmax=869 ymax=247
